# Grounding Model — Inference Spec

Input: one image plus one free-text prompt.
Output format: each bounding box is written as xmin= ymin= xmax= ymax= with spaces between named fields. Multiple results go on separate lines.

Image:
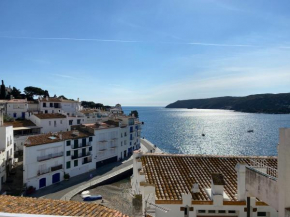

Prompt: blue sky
xmin=0 ymin=0 xmax=290 ymax=106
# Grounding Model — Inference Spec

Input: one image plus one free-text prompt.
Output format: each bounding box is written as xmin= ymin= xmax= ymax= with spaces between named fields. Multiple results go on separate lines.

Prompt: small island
xmin=165 ymin=93 xmax=290 ymax=114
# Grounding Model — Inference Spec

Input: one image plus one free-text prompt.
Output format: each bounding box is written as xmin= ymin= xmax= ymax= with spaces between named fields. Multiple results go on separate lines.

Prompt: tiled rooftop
xmin=4 ymin=120 xmax=36 ymax=128
xmin=84 ymin=121 xmax=119 ymax=130
xmin=34 ymin=113 xmax=67 ymax=119
xmin=40 ymin=97 xmax=77 ymax=103
xmin=0 ymin=195 xmax=128 ymax=217
xmin=141 ymin=154 xmax=277 ymax=201
xmin=25 ymin=130 xmax=94 ymax=147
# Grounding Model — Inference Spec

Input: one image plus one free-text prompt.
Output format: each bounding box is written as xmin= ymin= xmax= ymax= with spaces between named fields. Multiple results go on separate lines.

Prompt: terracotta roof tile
xmin=0 ymin=195 xmax=129 ymax=217
xmin=34 ymin=113 xmax=67 ymax=119
xmin=141 ymin=154 xmax=277 ymax=201
xmin=26 ymin=130 xmax=94 ymax=147
xmin=4 ymin=120 xmax=36 ymax=128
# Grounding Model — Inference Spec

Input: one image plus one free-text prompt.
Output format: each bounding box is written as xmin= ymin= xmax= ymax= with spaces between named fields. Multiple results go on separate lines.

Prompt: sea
xmin=122 ymin=107 xmax=290 ymax=156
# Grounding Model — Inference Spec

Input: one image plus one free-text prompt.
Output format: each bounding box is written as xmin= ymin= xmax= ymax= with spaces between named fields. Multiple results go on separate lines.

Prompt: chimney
xmin=191 ymin=183 xmax=200 ymax=193
xmin=211 ymin=173 xmax=225 ymax=206
xmin=0 ymin=107 xmax=4 ymax=126
xmin=77 ymin=98 xmax=79 ymax=102
xmin=235 ymin=163 xmax=246 ymax=201
xmin=46 ymin=96 xmax=48 ymax=101
xmin=59 ymin=133 xmax=62 ymax=140
xmin=10 ymin=95 xmax=13 ymax=100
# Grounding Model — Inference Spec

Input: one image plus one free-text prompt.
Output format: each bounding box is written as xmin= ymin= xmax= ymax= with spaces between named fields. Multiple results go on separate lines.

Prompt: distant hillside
xmin=165 ymin=93 xmax=290 ymax=114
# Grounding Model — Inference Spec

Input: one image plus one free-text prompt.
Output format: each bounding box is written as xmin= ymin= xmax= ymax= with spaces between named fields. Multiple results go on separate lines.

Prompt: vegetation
xmin=129 ymin=110 xmax=139 ymax=118
xmin=24 ymin=86 xmax=50 ymax=100
xmin=165 ymin=93 xmax=290 ymax=114
xmin=63 ymin=173 xmax=70 ymax=180
xmin=81 ymin=101 xmax=111 ymax=110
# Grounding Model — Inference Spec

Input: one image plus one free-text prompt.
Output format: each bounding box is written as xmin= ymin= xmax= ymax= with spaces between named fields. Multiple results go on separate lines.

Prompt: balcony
xmin=37 ymin=152 xmax=63 ymax=162
xmin=82 ymin=158 xmax=92 ymax=165
xmin=71 ymin=142 xmax=92 ymax=149
xmin=51 ymin=164 xmax=63 ymax=172
xmin=98 ymin=140 xmax=108 ymax=143
xmin=71 ymin=151 xmax=91 ymax=160
xmin=37 ymin=168 xmax=50 ymax=176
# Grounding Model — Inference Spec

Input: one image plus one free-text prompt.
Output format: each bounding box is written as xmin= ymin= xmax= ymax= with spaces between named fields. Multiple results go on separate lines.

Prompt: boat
xmin=247 ymin=130 xmax=254 ymax=133
xmin=83 ymin=195 xmax=103 ymax=201
xmin=202 ymin=127 xmax=205 ymax=136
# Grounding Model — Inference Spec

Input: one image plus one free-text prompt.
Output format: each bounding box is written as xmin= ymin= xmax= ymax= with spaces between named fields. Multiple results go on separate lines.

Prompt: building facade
xmin=131 ymin=151 xmax=278 ymax=217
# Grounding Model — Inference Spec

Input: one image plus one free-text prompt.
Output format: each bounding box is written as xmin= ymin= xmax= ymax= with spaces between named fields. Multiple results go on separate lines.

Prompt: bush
xmin=64 ymin=173 xmax=70 ymax=179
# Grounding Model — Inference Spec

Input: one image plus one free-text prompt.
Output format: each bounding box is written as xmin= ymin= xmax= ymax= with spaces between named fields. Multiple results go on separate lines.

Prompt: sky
xmin=0 ymin=0 xmax=290 ymax=106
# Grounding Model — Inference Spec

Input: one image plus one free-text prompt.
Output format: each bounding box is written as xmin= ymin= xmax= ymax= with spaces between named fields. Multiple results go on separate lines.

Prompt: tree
xmin=24 ymin=86 xmax=45 ymax=99
xmin=58 ymin=95 xmax=68 ymax=100
xmin=10 ymin=87 xmax=22 ymax=99
xmin=43 ymin=90 xmax=50 ymax=97
xmin=129 ymin=110 xmax=139 ymax=118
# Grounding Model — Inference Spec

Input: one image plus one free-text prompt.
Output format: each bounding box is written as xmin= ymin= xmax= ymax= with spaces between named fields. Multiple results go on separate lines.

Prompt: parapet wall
xmin=246 ymin=167 xmax=278 ymax=210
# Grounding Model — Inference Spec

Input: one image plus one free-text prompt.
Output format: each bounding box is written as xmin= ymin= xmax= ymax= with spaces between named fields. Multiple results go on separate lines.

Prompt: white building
xmin=240 ymin=128 xmax=290 ymax=217
xmin=3 ymin=120 xmax=41 ymax=151
xmin=23 ymin=129 xmax=94 ymax=190
xmin=23 ymin=115 xmax=142 ymax=191
xmin=38 ymin=97 xmax=81 ymax=116
xmin=29 ymin=113 xmax=68 ymax=134
xmin=6 ymin=99 xmax=28 ymax=119
xmin=0 ymin=107 xmax=14 ymax=191
xmin=131 ymin=151 xmax=278 ymax=217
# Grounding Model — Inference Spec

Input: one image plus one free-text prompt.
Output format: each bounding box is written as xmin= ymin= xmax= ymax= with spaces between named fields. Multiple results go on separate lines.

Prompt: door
xmin=39 ymin=178 xmax=46 ymax=189
xmin=52 ymin=173 xmax=60 ymax=184
xmin=82 ymin=148 xmax=86 ymax=157
xmin=22 ymin=112 xmax=25 ymax=119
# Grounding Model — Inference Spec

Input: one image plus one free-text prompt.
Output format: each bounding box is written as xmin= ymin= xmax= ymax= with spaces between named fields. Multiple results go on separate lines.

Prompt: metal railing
xmin=71 ymin=151 xmax=91 ymax=160
xmin=51 ymin=164 xmax=63 ymax=172
xmin=71 ymin=141 xmax=92 ymax=149
xmin=248 ymin=159 xmax=278 ymax=178
xmin=37 ymin=168 xmax=50 ymax=176
xmin=37 ymin=152 xmax=63 ymax=162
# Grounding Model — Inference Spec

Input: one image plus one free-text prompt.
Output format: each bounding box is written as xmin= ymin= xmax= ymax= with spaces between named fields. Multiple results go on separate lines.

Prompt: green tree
xmin=24 ymin=86 xmax=45 ymax=99
xmin=129 ymin=110 xmax=139 ymax=118
xmin=10 ymin=87 xmax=22 ymax=99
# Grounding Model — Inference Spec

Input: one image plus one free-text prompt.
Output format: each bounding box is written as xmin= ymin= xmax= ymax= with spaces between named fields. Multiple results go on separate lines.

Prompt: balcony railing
xmin=82 ymin=159 xmax=92 ymax=165
xmin=38 ymin=168 xmax=50 ymax=176
xmin=71 ymin=151 xmax=91 ymax=160
xmin=51 ymin=164 xmax=63 ymax=172
xmin=37 ymin=152 xmax=63 ymax=162
xmin=71 ymin=142 xmax=92 ymax=149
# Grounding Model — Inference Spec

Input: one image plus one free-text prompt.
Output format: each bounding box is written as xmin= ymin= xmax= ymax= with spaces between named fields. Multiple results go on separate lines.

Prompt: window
xmin=66 ymin=141 xmax=71 ymax=146
xmin=49 ymin=121 xmax=51 ymax=126
xmin=89 ymin=147 xmax=92 ymax=151
xmin=208 ymin=210 xmax=215 ymax=213
xmin=77 ymin=119 xmax=81 ymax=124
xmin=229 ymin=211 xmax=236 ymax=214
xmin=258 ymin=212 xmax=267 ymax=217
xmin=89 ymin=137 xmax=93 ymax=142
xmin=74 ymin=160 xmax=78 ymax=167
xmin=198 ymin=210 xmax=206 ymax=213
xmin=218 ymin=210 xmax=226 ymax=214
xmin=121 ymin=141 xmax=123 ymax=146
xmin=60 ymin=120 xmax=62 ymax=124
xmin=45 ymin=110 xmax=48 ymax=113
xmin=54 ymin=121 xmax=57 ymax=127
xmin=74 ymin=140 xmax=78 ymax=146
xmin=69 ymin=120 xmax=73 ymax=125
xmin=66 ymin=151 xmax=70 ymax=156
xmin=50 ymin=103 xmax=53 ymax=107
xmin=43 ymin=103 xmax=46 ymax=107
xmin=13 ymin=113 xmax=16 ymax=118
xmin=66 ymin=161 xmax=71 ymax=169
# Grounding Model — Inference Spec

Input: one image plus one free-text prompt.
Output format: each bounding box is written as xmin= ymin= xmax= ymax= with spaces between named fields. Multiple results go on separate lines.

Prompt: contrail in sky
xmin=0 ymin=35 xmax=260 ymax=48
